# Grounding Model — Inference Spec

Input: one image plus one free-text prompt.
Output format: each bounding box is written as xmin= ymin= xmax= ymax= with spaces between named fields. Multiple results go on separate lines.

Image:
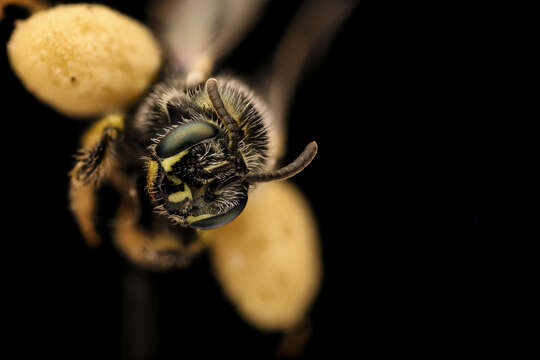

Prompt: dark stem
xmin=122 ymin=266 xmax=159 ymax=360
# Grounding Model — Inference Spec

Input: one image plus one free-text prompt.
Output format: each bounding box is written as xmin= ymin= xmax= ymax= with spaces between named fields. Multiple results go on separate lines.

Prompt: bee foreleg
xmin=69 ymin=180 xmax=102 ymax=247
xmin=71 ymin=128 xmax=120 ymax=185
xmin=113 ymin=198 xmax=206 ymax=270
xmin=69 ymin=114 xmax=124 ymax=247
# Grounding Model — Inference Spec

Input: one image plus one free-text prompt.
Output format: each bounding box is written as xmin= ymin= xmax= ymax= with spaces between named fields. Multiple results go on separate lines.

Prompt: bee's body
xmin=65 ymin=0 xmax=352 ymax=269
xmin=70 ymin=71 xmax=311 ymax=267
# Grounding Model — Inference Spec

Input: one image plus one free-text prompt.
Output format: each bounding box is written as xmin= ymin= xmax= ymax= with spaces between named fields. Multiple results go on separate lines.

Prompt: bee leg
xmin=69 ymin=181 xmax=102 ymax=247
xmin=71 ymin=115 xmax=124 ymax=185
xmin=1 ymin=0 xmax=48 ymax=19
xmin=69 ymin=114 xmax=124 ymax=247
xmin=112 ymin=196 xmax=204 ymax=270
xmin=109 ymin=171 xmax=202 ymax=269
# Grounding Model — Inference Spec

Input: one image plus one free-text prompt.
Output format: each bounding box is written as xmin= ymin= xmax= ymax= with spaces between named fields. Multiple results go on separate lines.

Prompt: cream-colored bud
xmin=7 ymin=4 xmax=162 ymax=117
xmin=204 ymin=181 xmax=321 ymax=331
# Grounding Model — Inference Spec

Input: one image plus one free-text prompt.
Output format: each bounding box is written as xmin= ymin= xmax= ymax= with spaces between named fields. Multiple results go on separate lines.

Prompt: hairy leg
xmin=69 ymin=114 xmax=124 ymax=246
xmin=110 ymin=165 xmax=208 ymax=270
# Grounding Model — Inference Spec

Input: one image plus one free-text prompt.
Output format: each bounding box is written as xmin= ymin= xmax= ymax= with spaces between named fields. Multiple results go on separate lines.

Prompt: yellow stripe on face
xmin=186 ymin=213 xmax=213 ymax=224
xmin=167 ymin=175 xmax=183 ymax=185
xmin=160 ymin=150 xmax=189 ymax=172
xmin=168 ymin=183 xmax=192 ymax=203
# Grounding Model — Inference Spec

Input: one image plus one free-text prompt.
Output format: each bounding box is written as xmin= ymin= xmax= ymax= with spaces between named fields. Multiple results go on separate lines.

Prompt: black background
xmin=2 ymin=1 xmax=494 ymax=359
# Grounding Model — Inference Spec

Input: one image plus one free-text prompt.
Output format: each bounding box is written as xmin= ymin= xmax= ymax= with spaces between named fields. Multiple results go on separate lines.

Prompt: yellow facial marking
xmin=167 ymin=175 xmax=183 ymax=185
xmin=186 ymin=213 xmax=213 ymax=224
xmin=160 ymin=150 xmax=188 ymax=172
xmin=168 ymin=183 xmax=192 ymax=203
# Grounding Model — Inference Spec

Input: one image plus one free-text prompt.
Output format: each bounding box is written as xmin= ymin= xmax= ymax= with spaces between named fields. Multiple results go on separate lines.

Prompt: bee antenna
xmin=206 ymin=78 xmax=241 ymax=152
xmin=246 ymin=141 xmax=318 ymax=183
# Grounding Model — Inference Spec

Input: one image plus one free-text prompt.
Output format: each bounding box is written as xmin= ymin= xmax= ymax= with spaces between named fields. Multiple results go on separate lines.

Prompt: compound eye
xmin=157 ymin=122 xmax=219 ymax=158
xmin=189 ymin=196 xmax=248 ymax=230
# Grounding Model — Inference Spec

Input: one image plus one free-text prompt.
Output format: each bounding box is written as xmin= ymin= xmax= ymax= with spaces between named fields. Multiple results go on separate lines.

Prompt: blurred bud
xmin=204 ymin=181 xmax=321 ymax=331
xmin=7 ymin=4 xmax=162 ymax=117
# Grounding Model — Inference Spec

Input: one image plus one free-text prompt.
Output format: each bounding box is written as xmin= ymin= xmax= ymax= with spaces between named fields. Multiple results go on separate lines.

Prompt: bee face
xmin=137 ymin=77 xmax=263 ymax=229
xmin=138 ymin=76 xmax=317 ymax=230
xmin=147 ymin=120 xmax=249 ymax=229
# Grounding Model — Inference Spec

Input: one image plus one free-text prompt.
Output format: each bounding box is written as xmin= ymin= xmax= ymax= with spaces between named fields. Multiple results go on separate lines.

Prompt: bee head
xmin=145 ymin=78 xmax=317 ymax=229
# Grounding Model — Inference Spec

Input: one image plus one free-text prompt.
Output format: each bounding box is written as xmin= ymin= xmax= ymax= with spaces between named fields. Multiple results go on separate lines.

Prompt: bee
xmin=66 ymin=0 xmax=346 ymax=269
xmin=3 ymin=0 xmax=355 ymax=267
xmin=135 ymin=77 xmax=316 ymax=229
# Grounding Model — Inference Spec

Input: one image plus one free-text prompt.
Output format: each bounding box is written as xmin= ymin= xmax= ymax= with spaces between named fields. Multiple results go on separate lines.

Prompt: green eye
xmin=157 ymin=122 xmax=219 ymax=158
xmin=188 ymin=197 xmax=247 ymax=230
